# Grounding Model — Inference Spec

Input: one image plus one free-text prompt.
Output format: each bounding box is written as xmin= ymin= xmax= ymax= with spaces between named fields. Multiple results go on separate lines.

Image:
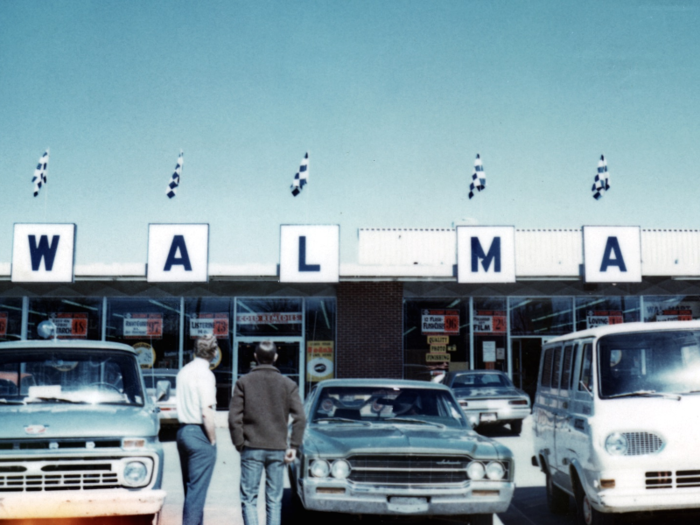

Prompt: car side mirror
xmin=156 ymin=380 xmax=171 ymax=402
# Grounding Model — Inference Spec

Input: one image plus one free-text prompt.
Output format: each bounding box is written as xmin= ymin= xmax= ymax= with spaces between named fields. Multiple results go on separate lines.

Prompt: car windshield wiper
xmin=607 ymin=390 xmax=681 ymax=401
xmin=26 ymin=396 xmax=90 ymax=404
xmin=314 ymin=417 xmax=371 ymax=426
xmin=382 ymin=417 xmax=446 ymax=428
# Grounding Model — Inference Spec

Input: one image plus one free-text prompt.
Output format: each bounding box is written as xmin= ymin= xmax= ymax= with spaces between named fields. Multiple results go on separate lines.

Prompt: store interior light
xmin=61 ymin=299 xmax=99 ymax=311
xmin=320 ymin=300 xmax=331 ymax=329
xmin=0 ymin=304 xmax=23 ymax=312
xmin=447 ymin=299 xmax=460 ymax=308
xmin=403 ymin=326 xmax=417 ymax=336
xmin=148 ymin=300 xmax=181 ymax=314
xmin=237 ymin=300 xmax=279 ymax=331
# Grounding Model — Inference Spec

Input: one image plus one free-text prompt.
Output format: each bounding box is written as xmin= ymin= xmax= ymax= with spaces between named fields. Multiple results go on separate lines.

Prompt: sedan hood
xmin=304 ymin=423 xmax=505 ymax=460
xmin=453 ymin=386 xmax=523 ymax=399
xmin=0 ymin=403 xmax=158 ymax=439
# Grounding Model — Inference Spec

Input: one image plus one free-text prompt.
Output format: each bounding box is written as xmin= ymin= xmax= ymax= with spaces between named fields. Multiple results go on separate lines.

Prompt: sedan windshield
xmin=312 ymin=386 xmax=467 ymax=428
xmin=451 ymin=373 xmax=511 ymax=389
xmin=0 ymin=349 xmax=144 ymax=406
xmin=598 ymin=329 xmax=700 ymax=399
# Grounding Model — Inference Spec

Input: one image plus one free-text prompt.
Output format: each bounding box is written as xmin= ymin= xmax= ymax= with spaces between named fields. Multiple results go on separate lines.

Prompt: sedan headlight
xmin=605 ymin=433 xmax=628 ymax=456
xmin=467 ymin=461 xmax=485 ymax=480
xmin=330 ymin=459 xmax=351 ymax=479
xmin=123 ymin=460 xmax=149 ymax=487
xmin=310 ymin=459 xmax=330 ymax=478
xmin=485 ymin=461 xmax=506 ymax=480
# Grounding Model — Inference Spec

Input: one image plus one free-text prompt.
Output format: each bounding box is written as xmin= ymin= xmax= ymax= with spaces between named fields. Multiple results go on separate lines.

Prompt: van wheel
xmin=546 ymin=472 xmax=569 ymax=514
xmin=510 ymin=420 xmax=523 ymax=435
xmin=576 ymin=488 xmax=613 ymax=525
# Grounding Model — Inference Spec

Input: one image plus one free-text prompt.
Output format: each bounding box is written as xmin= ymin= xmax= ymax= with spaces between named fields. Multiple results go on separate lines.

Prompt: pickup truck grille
xmin=347 ymin=455 xmax=470 ymax=485
xmin=0 ymin=459 xmax=121 ymax=492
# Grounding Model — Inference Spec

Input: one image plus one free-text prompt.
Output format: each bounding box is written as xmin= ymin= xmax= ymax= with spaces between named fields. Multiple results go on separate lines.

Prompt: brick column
xmin=336 ymin=282 xmax=403 ymax=378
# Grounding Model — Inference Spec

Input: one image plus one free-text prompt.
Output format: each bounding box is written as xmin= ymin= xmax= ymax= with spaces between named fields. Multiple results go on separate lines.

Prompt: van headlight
xmin=123 ymin=460 xmax=149 ymax=487
xmin=605 ymin=433 xmax=628 ymax=456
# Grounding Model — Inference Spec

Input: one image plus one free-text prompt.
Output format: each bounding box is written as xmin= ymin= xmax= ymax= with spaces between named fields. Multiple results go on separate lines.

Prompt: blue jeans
xmin=239 ymin=448 xmax=286 ymax=525
xmin=177 ymin=425 xmax=217 ymax=525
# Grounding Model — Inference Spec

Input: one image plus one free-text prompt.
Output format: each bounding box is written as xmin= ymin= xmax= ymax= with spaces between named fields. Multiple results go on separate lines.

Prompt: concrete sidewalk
xmin=159 ymin=412 xmax=504 ymax=525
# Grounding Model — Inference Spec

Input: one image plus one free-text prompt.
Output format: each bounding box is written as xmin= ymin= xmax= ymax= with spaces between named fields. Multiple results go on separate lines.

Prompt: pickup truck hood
xmin=0 ymin=403 xmax=159 ymax=440
xmin=304 ymin=423 xmax=506 ymax=460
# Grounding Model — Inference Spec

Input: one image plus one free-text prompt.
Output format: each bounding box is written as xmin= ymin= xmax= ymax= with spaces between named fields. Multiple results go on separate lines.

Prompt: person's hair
xmin=194 ymin=335 xmax=218 ymax=361
xmin=255 ymin=340 xmax=277 ymax=364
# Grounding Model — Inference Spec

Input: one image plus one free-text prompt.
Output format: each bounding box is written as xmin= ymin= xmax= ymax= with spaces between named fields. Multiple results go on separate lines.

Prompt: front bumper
xmin=301 ymin=479 xmax=514 ymax=515
xmin=597 ymin=487 xmax=700 ymax=514
xmin=0 ymin=488 xmax=166 ymax=519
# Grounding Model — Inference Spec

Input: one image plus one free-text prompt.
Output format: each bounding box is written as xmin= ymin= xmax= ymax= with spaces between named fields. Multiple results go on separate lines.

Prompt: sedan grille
xmin=347 ymin=455 xmax=470 ymax=486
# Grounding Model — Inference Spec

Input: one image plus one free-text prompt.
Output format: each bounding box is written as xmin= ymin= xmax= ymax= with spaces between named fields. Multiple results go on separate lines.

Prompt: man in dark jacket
xmin=229 ymin=340 xmax=306 ymax=525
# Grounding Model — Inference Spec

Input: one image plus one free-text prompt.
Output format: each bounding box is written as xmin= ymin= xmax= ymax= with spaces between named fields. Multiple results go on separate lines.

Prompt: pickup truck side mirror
xmin=156 ymin=380 xmax=171 ymax=402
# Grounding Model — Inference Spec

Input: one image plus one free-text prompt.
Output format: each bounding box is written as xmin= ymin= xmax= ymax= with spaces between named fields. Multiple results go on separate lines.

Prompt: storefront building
xmin=3 ymin=224 xmax=700 ymax=406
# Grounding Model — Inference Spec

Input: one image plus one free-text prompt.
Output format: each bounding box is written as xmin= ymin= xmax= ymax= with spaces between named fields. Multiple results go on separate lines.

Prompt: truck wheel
xmin=546 ymin=472 xmax=569 ymax=514
xmin=510 ymin=420 xmax=523 ymax=435
xmin=468 ymin=513 xmax=493 ymax=525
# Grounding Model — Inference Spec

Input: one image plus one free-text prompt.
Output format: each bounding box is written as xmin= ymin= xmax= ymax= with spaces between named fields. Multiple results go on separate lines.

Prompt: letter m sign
xmin=457 ymin=226 xmax=516 ymax=283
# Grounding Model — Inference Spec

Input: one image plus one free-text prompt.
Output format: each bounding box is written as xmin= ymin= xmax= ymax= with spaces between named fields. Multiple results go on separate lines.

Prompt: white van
xmin=532 ymin=321 xmax=700 ymax=525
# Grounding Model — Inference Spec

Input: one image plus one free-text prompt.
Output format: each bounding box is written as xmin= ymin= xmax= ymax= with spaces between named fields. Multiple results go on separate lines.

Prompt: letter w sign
xmin=457 ymin=226 xmax=516 ymax=283
xmin=12 ymin=224 xmax=77 ymax=282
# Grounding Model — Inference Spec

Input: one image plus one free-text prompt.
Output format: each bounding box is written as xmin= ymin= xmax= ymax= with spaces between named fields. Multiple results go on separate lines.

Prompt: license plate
xmin=388 ymin=497 xmax=429 ymax=513
xmin=480 ymin=412 xmax=497 ymax=422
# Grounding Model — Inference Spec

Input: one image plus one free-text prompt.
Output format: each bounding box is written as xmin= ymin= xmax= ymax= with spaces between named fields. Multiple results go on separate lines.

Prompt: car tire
xmin=576 ymin=486 xmax=613 ymax=525
xmin=510 ymin=420 xmax=523 ymax=435
xmin=468 ymin=513 xmax=493 ymax=525
xmin=546 ymin=472 xmax=569 ymax=514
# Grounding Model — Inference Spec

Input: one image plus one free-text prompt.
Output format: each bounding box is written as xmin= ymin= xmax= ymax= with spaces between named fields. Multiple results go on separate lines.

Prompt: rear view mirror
xmin=156 ymin=380 xmax=171 ymax=402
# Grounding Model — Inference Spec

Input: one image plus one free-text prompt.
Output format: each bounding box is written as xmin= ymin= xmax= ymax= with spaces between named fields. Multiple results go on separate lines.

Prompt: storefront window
xmin=510 ymin=297 xmax=573 ymax=336
xmin=106 ymin=298 xmax=180 ymax=369
xmin=643 ymin=296 xmax=700 ymax=322
xmin=304 ymin=298 xmax=337 ymax=390
xmin=235 ymin=298 xmax=303 ymax=337
xmin=473 ymin=298 xmax=507 ymax=371
xmin=0 ymin=299 xmax=23 ymax=341
xmin=403 ymin=299 xmax=468 ymax=381
xmin=574 ymin=297 xmax=640 ymax=331
xmin=184 ymin=297 xmax=233 ymax=408
xmin=27 ymin=298 xmax=102 ymax=341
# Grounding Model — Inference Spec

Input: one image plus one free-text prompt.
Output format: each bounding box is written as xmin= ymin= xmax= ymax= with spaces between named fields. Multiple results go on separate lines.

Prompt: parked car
xmin=0 ymin=339 xmax=166 ymax=523
xmin=289 ymin=378 xmax=514 ymax=525
xmin=533 ymin=321 xmax=700 ymax=525
xmin=442 ymin=370 xmax=531 ymax=435
xmin=143 ymin=368 xmax=179 ymax=427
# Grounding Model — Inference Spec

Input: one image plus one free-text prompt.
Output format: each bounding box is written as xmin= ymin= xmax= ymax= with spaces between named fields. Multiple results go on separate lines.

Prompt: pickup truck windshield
xmin=598 ymin=330 xmax=700 ymax=399
xmin=0 ymin=349 xmax=144 ymax=406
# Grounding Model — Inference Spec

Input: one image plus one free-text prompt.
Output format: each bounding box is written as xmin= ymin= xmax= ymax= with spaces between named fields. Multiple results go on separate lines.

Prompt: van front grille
xmin=646 ymin=470 xmax=700 ymax=489
xmin=622 ymin=432 xmax=664 ymax=456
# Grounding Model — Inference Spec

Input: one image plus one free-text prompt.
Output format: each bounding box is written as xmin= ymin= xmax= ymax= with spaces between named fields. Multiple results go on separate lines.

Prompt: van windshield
xmin=598 ymin=330 xmax=700 ymax=399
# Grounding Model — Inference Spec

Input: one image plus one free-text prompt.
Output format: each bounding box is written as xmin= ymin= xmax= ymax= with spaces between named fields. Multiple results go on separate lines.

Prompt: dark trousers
xmin=177 ymin=424 xmax=217 ymax=525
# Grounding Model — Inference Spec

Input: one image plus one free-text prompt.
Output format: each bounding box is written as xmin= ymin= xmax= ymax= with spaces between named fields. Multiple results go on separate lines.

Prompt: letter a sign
xmin=280 ymin=225 xmax=339 ymax=283
xmin=12 ymin=224 xmax=76 ymax=282
xmin=457 ymin=226 xmax=516 ymax=283
xmin=147 ymin=224 xmax=209 ymax=282
xmin=583 ymin=226 xmax=641 ymax=283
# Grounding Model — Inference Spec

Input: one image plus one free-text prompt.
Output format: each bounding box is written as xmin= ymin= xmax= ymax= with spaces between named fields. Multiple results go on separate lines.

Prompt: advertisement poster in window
xmin=307 ymin=341 xmax=334 ymax=382
xmin=236 ymin=312 xmax=302 ymax=325
xmin=0 ymin=312 xmax=6 ymax=337
xmin=421 ymin=310 xmax=459 ymax=335
xmin=473 ymin=311 xmax=506 ymax=334
xmin=586 ymin=311 xmax=624 ymax=329
xmin=189 ymin=313 xmax=229 ymax=339
xmin=123 ymin=313 xmax=163 ymax=339
xmin=51 ymin=313 xmax=88 ymax=339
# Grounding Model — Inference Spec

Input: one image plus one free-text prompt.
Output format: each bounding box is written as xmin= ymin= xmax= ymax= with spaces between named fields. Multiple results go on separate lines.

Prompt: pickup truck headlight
xmin=330 ymin=459 xmax=351 ymax=479
xmin=123 ymin=460 xmax=149 ymax=487
xmin=605 ymin=433 xmax=628 ymax=456
xmin=310 ymin=459 xmax=330 ymax=478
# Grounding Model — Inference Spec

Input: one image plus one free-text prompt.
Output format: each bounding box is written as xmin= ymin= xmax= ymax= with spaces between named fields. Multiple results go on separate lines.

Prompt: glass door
xmin=233 ymin=337 xmax=304 ymax=396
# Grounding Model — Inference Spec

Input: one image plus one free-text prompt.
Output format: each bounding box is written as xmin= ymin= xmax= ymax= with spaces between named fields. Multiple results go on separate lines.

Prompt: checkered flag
xmin=32 ymin=149 xmax=50 ymax=197
xmin=166 ymin=151 xmax=184 ymax=199
xmin=291 ymin=152 xmax=309 ymax=197
xmin=591 ymin=155 xmax=610 ymax=200
xmin=468 ymin=154 xmax=485 ymax=199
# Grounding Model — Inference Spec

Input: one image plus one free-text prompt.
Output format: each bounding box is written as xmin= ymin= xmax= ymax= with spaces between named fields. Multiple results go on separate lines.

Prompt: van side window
xmin=541 ymin=348 xmax=553 ymax=387
xmin=578 ymin=343 xmax=593 ymax=392
xmin=560 ymin=344 xmax=574 ymax=390
xmin=551 ymin=346 xmax=563 ymax=390
xmin=569 ymin=343 xmax=579 ymax=390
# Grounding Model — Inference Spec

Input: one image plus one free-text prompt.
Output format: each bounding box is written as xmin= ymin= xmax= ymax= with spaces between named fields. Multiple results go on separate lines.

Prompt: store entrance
xmin=234 ymin=338 xmax=304 ymax=395
xmin=511 ymin=337 xmax=547 ymax=403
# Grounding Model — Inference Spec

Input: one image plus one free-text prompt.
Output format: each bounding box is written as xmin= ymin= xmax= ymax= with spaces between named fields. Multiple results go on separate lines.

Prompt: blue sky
xmin=1 ymin=1 xmax=699 ymax=266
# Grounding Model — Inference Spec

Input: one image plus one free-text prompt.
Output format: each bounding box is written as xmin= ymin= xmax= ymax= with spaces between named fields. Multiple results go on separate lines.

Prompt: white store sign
xmin=12 ymin=223 xmax=76 ymax=282
xmin=147 ymin=224 xmax=209 ymax=282
xmin=583 ymin=226 xmax=641 ymax=283
xmin=457 ymin=226 xmax=516 ymax=283
xmin=280 ymin=225 xmax=339 ymax=283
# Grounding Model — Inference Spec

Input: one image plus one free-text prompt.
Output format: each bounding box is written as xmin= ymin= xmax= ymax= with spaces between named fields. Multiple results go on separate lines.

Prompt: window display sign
xmin=51 ymin=313 xmax=88 ymax=339
xmin=189 ymin=313 xmax=229 ymax=338
xmin=426 ymin=353 xmax=450 ymax=362
xmin=0 ymin=313 xmax=7 ymax=337
xmin=483 ymin=341 xmax=496 ymax=362
xmin=421 ymin=309 xmax=459 ymax=335
xmin=124 ymin=313 xmax=163 ymax=339
xmin=133 ymin=342 xmax=156 ymax=369
xmin=236 ymin=313 xmax=302 ymax=325
xmin=586 ymin=311 xmax=624 ymax=329
xmin=307 ymin=341 xmax=334 ymax=382
xmin=656 ymin=309 xmax=693 ymax=322
xmin=473 ymin=311 xmax=507 ymax=334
